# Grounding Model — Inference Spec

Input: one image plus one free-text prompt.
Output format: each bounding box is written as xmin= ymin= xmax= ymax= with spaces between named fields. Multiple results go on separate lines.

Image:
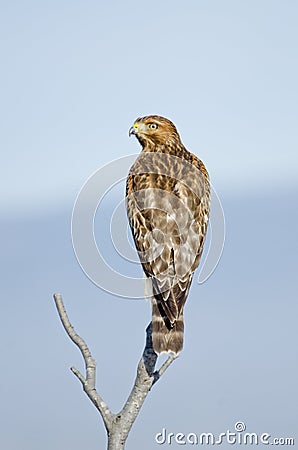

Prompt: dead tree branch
xmin=53 ymin=293 xmax=177 ymax=450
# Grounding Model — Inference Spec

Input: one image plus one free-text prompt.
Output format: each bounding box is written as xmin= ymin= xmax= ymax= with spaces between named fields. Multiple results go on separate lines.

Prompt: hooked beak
xmin=129 ymin=126 xmax=136 ymax=137
xmin=129 ymin=121 xmax=143 ymax=137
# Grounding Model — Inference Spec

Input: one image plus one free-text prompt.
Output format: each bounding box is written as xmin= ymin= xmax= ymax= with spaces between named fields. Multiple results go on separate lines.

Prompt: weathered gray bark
xmin=53 ymin=293 xmax=177 ymax=449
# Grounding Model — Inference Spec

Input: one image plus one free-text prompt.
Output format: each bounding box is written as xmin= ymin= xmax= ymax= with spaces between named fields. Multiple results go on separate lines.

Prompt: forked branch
xmin=53 ymin=293 xmax=177 ymax=450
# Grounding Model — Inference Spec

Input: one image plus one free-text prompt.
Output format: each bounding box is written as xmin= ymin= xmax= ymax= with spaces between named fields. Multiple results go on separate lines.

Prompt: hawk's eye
xmin=148 ymin=123 xmax=158 ymax=130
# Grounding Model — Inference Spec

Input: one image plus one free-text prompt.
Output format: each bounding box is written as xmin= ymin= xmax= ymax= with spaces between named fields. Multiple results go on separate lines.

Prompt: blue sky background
xmin=1 ymin=1 xmax=297 ymax=449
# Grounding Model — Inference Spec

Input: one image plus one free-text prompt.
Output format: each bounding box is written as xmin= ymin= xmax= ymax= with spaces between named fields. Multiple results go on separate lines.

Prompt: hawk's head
xmin=129 ymin=115 xmax=181 ymax=147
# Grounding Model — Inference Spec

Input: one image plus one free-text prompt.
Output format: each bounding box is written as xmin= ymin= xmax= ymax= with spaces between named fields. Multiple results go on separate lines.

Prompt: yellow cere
xmin=133 ymin=122 xmax=139 ymax=129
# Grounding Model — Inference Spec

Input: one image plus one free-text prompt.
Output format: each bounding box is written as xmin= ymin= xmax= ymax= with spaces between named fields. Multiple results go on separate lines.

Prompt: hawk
xmin=126 ymin=115 xmax=210 ymax=354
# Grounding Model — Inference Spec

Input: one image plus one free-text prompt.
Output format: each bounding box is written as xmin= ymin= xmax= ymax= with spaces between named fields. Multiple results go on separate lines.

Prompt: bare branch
xmin=107 ymin=324 xmax=177 ymax=446
xmin=154 ymin=353 xmax=178 ymax=384
xmin=70 ymin=366 xmax=85 ymax=385
xmin=53 ymin=294 xmax=177 ymax=449
xmin=53 ymin=293 xmax=113 ymax=431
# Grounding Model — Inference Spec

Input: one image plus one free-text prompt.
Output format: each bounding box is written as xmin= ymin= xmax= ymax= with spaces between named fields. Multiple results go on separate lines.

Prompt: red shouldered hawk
xmin=126 ymin=115 xmax=210 ymax=354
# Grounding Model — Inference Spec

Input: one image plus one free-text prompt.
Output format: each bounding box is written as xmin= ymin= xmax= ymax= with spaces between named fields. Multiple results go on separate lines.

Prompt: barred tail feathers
xmin=151 ymin=297 xmax=184 ymax=355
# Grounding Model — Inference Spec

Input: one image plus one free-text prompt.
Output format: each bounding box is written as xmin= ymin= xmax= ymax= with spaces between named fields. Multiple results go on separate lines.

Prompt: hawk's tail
xmin=151 ymin=298 xmax=184 ymax=355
